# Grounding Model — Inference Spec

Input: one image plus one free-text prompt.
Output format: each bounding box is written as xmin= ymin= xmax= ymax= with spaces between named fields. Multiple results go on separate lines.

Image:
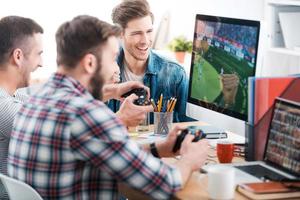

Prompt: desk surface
xmin=121 ymin=121 xmax=249 ymax=200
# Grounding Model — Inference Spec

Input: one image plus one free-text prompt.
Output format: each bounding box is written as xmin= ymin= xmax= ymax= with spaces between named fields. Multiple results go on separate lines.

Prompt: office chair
xmin=0 ymin=173 xmax=43 ymax=200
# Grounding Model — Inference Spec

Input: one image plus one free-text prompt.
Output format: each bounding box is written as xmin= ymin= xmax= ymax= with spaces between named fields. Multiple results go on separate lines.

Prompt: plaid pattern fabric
xmin=8 ymin=73 xmax=182 ymax=200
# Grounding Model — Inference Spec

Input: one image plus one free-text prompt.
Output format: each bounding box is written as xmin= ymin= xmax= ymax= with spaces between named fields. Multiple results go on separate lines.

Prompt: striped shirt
xmin=0 ymin=88 xmax=28 ymax=175
xmin=8 ymin=73 xmax=182 ymax=200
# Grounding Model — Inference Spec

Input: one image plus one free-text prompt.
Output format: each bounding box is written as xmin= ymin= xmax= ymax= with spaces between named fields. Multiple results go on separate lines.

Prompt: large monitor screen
xmin=188 ymin=14 xmax=260 ymax=121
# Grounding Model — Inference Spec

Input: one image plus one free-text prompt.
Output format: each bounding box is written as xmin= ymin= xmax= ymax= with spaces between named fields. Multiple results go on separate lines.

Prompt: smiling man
xmin=0 ymin=16 xmax=43 ymax=177
xmin=109 ymin=0 xmax=189 ymax=122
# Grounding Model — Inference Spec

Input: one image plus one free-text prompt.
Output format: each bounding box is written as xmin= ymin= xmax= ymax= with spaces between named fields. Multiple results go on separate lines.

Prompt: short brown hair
xmin=111 ymin=0 xmax=154 ymax=29
xmin=56 ymin=15 xmax=121 ymax=68
xmin=0 ymin=16 xmax=43 ymax=67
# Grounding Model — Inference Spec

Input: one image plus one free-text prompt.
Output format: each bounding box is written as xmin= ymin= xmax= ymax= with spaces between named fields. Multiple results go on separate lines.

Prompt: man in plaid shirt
xmin=8 ymin=15 xmax=209 ymax=199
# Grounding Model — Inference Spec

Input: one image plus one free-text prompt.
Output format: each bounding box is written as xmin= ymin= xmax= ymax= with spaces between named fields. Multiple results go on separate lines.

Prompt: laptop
xmin=202 ymin=97 xmax=300 ymax=184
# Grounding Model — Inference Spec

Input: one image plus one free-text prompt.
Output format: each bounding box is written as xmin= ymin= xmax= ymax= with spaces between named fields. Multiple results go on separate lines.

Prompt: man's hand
xmin=172 ymin=135 xmax=209 ymax=187
xmin=109 ymin=69 xmax=120 ymax=84
xmin=155 ymin=125 xmax=185 ymax=157
xmin=179 ymin=136 xmax=209 ymax=171
xmin=116 ymin=94 xmax=153 ymax=127
xmin=220 ymin=73 xmax=239 ymax=107
xmin=102 ymin=81 xmax=150 ymax=102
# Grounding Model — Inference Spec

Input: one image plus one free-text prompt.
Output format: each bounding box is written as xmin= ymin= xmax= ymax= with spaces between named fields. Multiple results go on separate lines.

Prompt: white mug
xmin=207 ymin=165 xmax=235 ymax=200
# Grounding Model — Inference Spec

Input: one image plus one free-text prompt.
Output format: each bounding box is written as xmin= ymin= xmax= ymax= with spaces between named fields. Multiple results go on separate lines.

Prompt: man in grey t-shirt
xmin=0 ymin=16 xmax=44 ymax=177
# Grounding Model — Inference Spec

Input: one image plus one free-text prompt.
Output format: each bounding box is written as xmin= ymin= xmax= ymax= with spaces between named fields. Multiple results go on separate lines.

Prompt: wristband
xmin=150 ymin=142 xmax=160 ymax=158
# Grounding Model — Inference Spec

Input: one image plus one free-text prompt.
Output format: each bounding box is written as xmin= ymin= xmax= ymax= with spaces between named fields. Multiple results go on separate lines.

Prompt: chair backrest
xmin=0 ymin=173 xmax=43 ymax=200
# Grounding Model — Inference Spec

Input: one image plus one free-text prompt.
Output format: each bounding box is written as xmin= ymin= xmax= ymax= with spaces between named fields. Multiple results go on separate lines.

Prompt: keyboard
xmin=235 ymin=164 xmax=287 ymax=181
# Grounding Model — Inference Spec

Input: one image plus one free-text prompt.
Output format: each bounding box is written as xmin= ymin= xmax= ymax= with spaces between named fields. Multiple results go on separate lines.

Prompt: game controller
xmin=172 ymin=126 xmax=206 ymax=153
xmin=121 ymin=88 xmax=149 ymax=106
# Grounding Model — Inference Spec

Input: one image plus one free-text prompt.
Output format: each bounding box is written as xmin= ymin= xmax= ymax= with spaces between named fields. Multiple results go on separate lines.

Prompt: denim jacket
xmin=107 ymin=49 xmax=188 ymax=122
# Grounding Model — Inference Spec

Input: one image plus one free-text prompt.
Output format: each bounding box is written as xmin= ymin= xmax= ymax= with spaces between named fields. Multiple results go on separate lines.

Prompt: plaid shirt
xmin=8 ymin=73 xmax=182 ymax=200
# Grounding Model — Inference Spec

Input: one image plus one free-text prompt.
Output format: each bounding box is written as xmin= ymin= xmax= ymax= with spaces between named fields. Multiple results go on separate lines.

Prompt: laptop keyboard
xmin=235 ymin=165 xmax=287 ymax=181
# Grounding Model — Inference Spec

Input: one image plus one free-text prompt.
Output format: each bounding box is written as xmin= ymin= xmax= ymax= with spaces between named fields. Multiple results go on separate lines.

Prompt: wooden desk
xmin=120 ymin=121 xmax=249 ymax=200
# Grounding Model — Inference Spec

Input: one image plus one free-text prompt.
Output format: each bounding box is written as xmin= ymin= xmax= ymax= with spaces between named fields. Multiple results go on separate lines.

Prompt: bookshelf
xmin=262 ymin=0 xmax=300 ymax=76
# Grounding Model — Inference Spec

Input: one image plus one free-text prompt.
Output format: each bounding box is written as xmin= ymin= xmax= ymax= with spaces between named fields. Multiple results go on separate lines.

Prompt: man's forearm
xmin=173 ymin=159 xmax=193 ymax=188
xmin=102 ymin=84 xmax=118 ymax=102
xmin=142 ymin=142 xmax=174 ymax=158
xmin=142 ymin=143 xmax=194 ymax=189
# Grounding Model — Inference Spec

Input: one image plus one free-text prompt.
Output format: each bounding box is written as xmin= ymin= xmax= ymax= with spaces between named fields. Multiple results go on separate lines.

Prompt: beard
xmin=90 ymin=60 xmax=104 ymax=101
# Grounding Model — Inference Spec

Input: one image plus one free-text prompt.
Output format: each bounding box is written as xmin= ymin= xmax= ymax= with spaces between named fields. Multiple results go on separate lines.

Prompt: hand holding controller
xmin=172 ymin=126 xmax=206 ymax=153
xmin=121 ymin=88 xmax=150 ymax=106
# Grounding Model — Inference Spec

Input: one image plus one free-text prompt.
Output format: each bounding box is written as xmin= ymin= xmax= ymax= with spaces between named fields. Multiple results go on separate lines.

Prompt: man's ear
xmin=82 ymin=53 xmax=97 ymax=74
xmin=12 ymin=48 xmax=23 ymax=67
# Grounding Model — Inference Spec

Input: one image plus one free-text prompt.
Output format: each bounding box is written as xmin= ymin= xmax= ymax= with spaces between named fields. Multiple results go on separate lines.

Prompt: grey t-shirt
xmin=0 ymin=88 xmax=28 ymax=175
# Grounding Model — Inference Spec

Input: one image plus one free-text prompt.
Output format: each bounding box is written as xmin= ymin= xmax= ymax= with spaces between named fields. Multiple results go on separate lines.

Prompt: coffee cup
xmin=217 ymin=141 xmax=234 ymax=163
xmin=207 ymin=165 xmax=235 ymax=199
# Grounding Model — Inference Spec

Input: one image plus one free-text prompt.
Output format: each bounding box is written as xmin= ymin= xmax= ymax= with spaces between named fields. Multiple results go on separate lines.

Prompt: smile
xmin=136 ymin=47 xmax=148 ymax=51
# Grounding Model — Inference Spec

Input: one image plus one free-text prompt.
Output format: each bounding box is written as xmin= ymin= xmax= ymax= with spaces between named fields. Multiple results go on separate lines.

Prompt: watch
xmin=150 ymin=142 xmax=160 ymax=158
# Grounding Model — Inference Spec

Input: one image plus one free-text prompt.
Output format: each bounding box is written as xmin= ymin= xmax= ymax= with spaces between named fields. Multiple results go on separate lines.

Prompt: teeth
xmin=137 ymin=47 xmax=148 ymax=51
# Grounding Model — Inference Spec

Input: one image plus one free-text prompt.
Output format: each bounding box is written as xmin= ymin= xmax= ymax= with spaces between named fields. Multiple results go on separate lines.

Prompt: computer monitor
xmin=186 ymin=14 xmax=260 ymax=135
xmin=264 ymin=98 xmax=300 ymax=176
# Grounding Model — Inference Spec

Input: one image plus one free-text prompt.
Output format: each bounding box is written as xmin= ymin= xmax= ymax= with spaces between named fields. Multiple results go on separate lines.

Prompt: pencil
xmin=167 ymin=97 xmax=173 ymax=112
xmin=158 ymin=94 xmax=163 ymax=112
xmin=166 ymin=99 xmax=170 ymax=112
xmin=169 ymin=98 xmax=177 ymax=112
xmin=167 ymin=98 xmax=174 ymax=112
xmin=150 ymin=99 xmax=157 ymax=112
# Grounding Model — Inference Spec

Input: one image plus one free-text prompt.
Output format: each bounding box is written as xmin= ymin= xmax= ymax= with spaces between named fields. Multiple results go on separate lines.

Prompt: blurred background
xmin=0 ymin=0 xmax=264 ymax=81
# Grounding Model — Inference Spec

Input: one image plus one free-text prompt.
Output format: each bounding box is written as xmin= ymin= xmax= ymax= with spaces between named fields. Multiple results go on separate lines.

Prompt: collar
xmin=49 ymin=72 xmax=92 ymax=98
xmin=0 ymin=87 xmax=24 ymax=103
xmin=117 ymin=48 xmax=157 ymax=76
xmin=0 ymin=87 xmax=11 ymax=98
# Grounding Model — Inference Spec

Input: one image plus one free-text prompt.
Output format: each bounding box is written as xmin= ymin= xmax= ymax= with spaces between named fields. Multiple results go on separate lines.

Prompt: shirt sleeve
xmin=14 ymin=88 xmax=30 ymax=102
xmin=70 ymin=101 xmax=182 ymax=199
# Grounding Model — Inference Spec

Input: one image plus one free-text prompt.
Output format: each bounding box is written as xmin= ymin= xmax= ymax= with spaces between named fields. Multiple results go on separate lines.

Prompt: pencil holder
xmin=154 ymin=112 xmax=173 ymax=135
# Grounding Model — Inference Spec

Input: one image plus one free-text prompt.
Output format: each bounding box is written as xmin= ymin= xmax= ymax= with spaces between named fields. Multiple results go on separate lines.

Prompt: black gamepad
xmin=121 ymin=88 xmax=149 ymax=106
xmin=172 ymin=126 xmax=206 ymax=153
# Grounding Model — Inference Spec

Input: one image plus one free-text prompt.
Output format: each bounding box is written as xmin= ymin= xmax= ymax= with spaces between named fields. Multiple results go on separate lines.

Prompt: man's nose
xmin=140 ymin=32 xmax=150 ymax=44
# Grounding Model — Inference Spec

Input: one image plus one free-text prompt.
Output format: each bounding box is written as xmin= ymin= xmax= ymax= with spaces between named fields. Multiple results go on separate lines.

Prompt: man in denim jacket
xmin=109 ymin=0 xmax=188 ymax=122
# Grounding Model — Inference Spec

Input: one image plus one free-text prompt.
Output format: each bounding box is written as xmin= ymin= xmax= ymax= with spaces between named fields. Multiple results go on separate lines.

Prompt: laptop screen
xmin=264 ymin=98 xmax=300 ymax=176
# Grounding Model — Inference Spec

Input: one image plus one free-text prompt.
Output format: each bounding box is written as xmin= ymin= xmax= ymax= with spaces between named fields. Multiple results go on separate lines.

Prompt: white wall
xmin=151 ymin=0 xmax=264 ymax=39
xmin=1 ymin=0 xmax=120 ymax=79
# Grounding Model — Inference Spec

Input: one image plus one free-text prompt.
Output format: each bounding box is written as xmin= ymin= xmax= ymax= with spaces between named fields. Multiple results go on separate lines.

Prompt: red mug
xmin=217 ymin=141 xmax=234 ymax=163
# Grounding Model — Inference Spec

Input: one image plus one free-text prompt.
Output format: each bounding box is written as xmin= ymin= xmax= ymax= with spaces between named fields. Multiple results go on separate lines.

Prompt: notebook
xmin=202 ymin=97 xmax=300 ymax=184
